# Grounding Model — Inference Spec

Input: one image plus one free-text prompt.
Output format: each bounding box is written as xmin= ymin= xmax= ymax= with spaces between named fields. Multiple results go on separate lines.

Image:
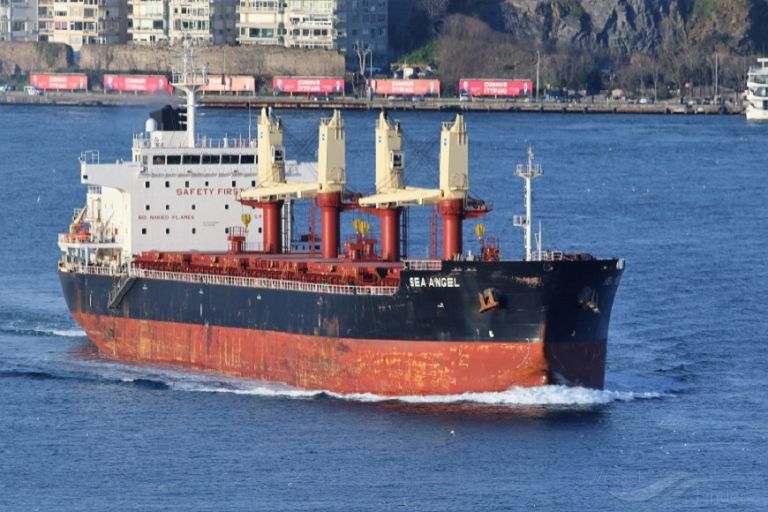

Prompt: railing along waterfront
xmin=64 ymin=263 xmax=399 ymax=296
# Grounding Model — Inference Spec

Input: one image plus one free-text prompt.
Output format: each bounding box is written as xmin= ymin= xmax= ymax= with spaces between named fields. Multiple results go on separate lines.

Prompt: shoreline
xmin=0 ymin=91 xmax=743 ymax=115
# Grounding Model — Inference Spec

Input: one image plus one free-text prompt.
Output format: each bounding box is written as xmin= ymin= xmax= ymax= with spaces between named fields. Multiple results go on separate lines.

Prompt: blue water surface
xmin=0 ymin=104 xmax=765 ymax=510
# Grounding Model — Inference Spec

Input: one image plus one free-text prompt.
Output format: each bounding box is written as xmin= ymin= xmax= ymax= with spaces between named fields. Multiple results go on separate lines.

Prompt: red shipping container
xmin=459 ymin=79 xmax=533 ymax=97
xmin=367 ymin=79 xmax=441 ymax=96
xmin=272 ymin=77 xmax=345 ymax=95
xmin=104 ymin=74 xmax=172 ymax=94
xmin=30 ymin=73 xmax=88 ymax=91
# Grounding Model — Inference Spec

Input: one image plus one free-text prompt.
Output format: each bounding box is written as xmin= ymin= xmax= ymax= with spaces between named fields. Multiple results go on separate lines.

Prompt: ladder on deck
xmin=108 ymin=275 xmax=137 ymax=309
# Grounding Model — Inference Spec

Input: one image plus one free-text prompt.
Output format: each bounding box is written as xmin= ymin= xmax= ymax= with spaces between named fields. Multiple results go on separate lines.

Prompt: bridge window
xmin=152 ymin=155 xmax=166 ymax=165
xmin=167 ymin=155 xmax=181 ymax=165
xmin=202 ymin=155 xmax=219 ymax=165
xmin=183 ymin=155 xmax=201 ymax=164
xmin=241 ymin=155 xmax=255 ymax=164
xmin=221 ymin=155 xmax=238 ymax=164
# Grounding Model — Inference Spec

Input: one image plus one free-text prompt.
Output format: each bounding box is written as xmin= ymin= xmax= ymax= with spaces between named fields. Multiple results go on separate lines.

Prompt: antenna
xmin=171 ymin=37 xmax=207 ymax=147
xmin=513 ymin=145 xmax=542 ymax=261
xmin=247 ymin=91 xmax=252 ymax=142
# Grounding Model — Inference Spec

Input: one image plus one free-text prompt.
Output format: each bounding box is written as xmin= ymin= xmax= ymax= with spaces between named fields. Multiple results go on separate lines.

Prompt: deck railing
xmin=402 ymin=259 xmax=442 ymax=271
xmin=62 ymin=263 xmax=399 ymax=297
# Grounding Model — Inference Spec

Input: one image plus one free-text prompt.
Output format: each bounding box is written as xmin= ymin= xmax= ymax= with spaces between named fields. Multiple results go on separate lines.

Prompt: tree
xmin=416 ymin=0 xmax=450 ymax=34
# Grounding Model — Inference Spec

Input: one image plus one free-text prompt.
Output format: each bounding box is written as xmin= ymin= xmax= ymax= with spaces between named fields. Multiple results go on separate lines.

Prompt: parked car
xmin=23 ymin=85 xmax=43 ymax=96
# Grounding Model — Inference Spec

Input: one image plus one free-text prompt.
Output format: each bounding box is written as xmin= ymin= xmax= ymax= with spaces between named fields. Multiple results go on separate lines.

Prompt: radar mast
xmin=171 ymin=39 xmax=207 ymax=147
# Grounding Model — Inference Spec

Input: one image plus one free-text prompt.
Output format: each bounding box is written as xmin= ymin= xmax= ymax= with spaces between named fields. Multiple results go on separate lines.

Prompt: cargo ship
xmin=58 ymin=52 xmax=624 ymax=395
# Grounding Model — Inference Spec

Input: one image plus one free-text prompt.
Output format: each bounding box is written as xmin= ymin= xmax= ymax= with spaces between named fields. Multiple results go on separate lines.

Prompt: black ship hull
xmin=60 ymin=258 xmax=623 ymax=394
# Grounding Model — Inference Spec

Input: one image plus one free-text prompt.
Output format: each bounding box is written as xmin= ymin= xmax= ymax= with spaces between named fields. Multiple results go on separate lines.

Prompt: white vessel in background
xmin=746 ymin=57 xmax=768 ymax=121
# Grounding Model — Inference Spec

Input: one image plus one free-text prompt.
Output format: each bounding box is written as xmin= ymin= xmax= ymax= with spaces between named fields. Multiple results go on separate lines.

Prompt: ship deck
xmin=141 ymin=249 xmax=412 ymax=269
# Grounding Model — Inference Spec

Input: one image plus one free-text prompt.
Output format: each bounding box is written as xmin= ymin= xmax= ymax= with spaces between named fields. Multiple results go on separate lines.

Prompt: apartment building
xmin=344 ymin=0 xmax=386 ymax=63
xmin=38 ymin=0 xmax=125 ymax=50
xmin=127 ymin=0 xmax=167 ymax=44
xmin=238 ymin=0 xmax=388 ymax=65
xmin=127 ymin=0 xmax=236 ymax=45
xmin=0 ymin=0 xmax=37 ymax=41
xmin=236 ymin=0 xmax=281 ymax=46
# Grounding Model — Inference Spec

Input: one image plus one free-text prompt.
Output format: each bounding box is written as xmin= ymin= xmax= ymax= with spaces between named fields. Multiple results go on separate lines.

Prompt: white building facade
xmin=38 ymin=0 xmax=125 ymax=50
xmin=237 ymin=0 xmax=388 ymax=65
xmin=127 ymin=0 xmax=236 ymax=45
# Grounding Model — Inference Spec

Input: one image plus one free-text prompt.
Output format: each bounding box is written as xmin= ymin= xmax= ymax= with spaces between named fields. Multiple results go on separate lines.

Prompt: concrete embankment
xmin=0 ymin=41 xmax=344 ymax=78
xmin=0 ymin=91 xmax=744 ymax=115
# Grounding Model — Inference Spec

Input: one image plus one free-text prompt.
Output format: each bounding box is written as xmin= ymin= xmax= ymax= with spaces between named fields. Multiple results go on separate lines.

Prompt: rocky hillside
xmin=492 ymin=0 xmax=768 ymax=53
xmin=395 ymin=0 xmax=768 ymax=94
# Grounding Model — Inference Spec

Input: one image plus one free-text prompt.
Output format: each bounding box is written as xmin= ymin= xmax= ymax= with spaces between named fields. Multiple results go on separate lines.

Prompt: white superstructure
xmin=746 ymin=58 xmax=768 ymax=121
xmin=58 ymin=46 xmax=311 ymax=271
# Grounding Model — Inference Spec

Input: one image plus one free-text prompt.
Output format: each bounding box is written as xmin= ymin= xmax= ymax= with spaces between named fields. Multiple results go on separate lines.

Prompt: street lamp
xmin=535 ymin=50 xmax=540 ymax=101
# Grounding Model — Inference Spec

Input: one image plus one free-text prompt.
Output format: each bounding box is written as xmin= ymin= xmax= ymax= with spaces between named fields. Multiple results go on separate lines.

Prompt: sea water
xmin=0 ymin=105 xmax=765 ymax=510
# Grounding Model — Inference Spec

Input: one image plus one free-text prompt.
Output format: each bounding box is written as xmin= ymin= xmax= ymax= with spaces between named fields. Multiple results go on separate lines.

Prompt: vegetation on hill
xmin=391 ymin=0 xmax=768 ymax=97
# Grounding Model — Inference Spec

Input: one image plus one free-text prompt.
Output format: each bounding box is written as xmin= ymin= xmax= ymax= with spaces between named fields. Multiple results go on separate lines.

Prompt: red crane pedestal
xmin=259 ymin=200 xmax=283 ymax=254
xmin=318 ymin=192 xmax=342 ymax=260
xmin=439 ymin=198 xmax=464 ymax=260
xmin=379 ymin=208 xmax=401 ymax=262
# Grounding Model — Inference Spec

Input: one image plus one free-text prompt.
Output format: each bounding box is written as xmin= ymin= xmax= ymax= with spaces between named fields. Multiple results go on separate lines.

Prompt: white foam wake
xmin=79 ymin=362 xmax=672 ymax=407
xmin=178 ymin=381 xmax=663 ymax=406
xmin=47 ymin=328 xmax=87 ymax=338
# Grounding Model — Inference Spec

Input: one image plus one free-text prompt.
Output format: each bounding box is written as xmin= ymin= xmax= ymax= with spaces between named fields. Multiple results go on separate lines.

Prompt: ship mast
xmin=171 ymin=40 xmax=207 ymax=147
xmin=514 ymin=146 xmax=542 ymax=261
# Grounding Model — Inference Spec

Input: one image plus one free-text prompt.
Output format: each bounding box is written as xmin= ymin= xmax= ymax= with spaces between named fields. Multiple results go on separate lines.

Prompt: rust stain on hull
xmin=76 ymin=313 xmax=605 ymax=395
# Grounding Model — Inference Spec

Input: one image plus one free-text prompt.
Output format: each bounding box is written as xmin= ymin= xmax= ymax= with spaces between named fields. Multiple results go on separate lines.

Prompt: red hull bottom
xmin=73 ymin=313 xmax=606 ymax=395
